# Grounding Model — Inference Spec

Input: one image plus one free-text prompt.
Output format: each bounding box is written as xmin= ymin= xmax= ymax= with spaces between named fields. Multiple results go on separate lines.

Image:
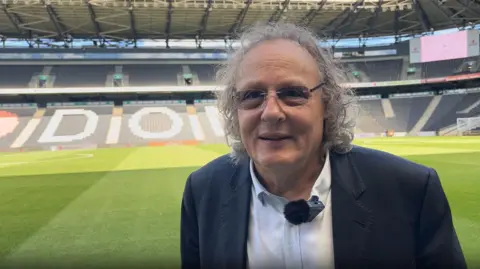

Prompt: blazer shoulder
xmin=347 ymin=145 xmax=434 ymax=183
xmin=345 ymin=145 xmax=441 ymax=215
xmin=188 ymin=153 xmax=239 ymax=187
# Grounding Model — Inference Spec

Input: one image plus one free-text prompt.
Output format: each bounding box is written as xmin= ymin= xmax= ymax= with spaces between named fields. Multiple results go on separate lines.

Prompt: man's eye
xmin=280 ymin=87 xmax=308 ymax=98
xmin=242 ymin=91 xmax=264 ymax=100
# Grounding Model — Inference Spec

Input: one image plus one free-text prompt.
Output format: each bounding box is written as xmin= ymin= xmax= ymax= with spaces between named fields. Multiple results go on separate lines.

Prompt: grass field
xmin=0 ymin=136 xmax=479 ymax=268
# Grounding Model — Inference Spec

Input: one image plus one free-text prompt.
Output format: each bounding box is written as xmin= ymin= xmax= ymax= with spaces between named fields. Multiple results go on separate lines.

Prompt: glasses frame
xmin=234 ymin=81 xmax=327 ymax=110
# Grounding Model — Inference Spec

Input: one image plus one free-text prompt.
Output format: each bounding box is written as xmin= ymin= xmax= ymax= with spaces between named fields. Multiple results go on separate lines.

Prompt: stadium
xmin=0 ymin=0 xmax=479 ymax=268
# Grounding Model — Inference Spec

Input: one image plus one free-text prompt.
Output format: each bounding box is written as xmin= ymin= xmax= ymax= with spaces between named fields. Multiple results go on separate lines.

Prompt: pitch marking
xmin=0 ymin=153 xmax=94 ymax=168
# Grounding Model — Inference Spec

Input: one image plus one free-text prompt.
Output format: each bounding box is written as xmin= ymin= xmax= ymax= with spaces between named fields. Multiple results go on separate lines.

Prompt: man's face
xmin=236 ymin=39 xmax=326 ymax=168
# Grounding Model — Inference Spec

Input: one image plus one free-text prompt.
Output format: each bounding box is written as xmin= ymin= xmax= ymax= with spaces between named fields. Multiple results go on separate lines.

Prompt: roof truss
xmin=0 ymin=0 xmax=478 ymax=42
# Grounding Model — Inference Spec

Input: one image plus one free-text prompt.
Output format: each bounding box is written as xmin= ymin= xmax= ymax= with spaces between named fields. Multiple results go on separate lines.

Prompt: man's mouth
xmin=258 ymin=134 xmax=292 ymax=141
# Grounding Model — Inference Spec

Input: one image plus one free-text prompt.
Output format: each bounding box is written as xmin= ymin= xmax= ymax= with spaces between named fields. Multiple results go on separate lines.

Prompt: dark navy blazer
xmin=180 ymin=145 xmax=467 ymax=269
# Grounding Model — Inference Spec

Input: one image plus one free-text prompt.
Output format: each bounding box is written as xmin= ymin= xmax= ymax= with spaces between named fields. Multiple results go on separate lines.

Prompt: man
xmin=180 ymin=22 xmax=466 ymax=269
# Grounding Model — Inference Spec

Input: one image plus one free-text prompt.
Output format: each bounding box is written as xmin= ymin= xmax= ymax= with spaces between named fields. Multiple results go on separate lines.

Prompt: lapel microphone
xmin=283 ymin=195 xmax=325 ymax=225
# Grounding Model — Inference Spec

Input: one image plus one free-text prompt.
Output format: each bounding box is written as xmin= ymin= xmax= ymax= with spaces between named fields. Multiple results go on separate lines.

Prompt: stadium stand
xmin=193 ymin=100 xmax=227 ymax=144
xmin=17 ymin=103 xmax=113 ymax=150
xmin=352 ymin=91 xmax=480 ymax=135
xmin=189 ymin=64 xmax=217 ymax=86
xmin=1 ymin=90 xmax=477 ymax=151
xmin=50 ymin=65 xmax=115 ymax=88
xmin=0 ymin=93 xmax=478 ymax=152
xmin=353 ymin=60 xmax=403 ymax=82
xmin=357 ymin=99 xmax=390 ymax=131
xmin=423 ymin=59 xmax=466 ymax=78
xmin=354 ymin=98 xmax=385 ymax=134
xmin=120 ymin=100 xmax=197 ymax=145
xmin=0 ymin=100 xmax=231 ymax=150
xmin=0 ymin=104 xmax=38 ymax=151
xmin=1 ymin=42 xmax=480 ymax=151
xmin=388 ymin=95 xmax=434 ymax=132
xmin=0 ymin=65 xmax=44 ymax=88
xmin=3 ymin=56 xmax=480 ymax=89
xmin=422 ymin=92 xmax=480 ymax=132
xmin=122 ymin=64 xmax=180 ymax=86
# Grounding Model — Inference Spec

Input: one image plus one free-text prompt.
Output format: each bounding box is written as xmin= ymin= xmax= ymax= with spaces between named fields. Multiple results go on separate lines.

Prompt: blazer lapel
xmin=330 ymin=150 xmax=374 ymax=269
xmin=218 ymin=158 xmax=252 ymax=269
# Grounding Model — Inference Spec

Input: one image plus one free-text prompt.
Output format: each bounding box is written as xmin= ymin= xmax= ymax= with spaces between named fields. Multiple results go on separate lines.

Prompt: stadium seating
xmin=0 ymin=65 xmax=44 ymax=88
xmin=22 ymin=103 xmax=113 ymax=150
xmin=353 ymin=92 xmax=480 ymax=135
xmin=0 ymin=104 xmax=38 ymax=150
xmin=1 ymin=90 xmax=479 ymax=151
xmin=189 ymin=64 xmax=218 ymax=86
xmin=0 ymin=100 xmax=229 ymax=150
xmin=388 ymin=96 xmax=433 ymax=132
xmin=3 ymin=56 xmax=480 ymax=89
xmin=2 ymin=50 xmax=480 ymax=152
xmin=422 ymin=92 xmax=480 ymax=132
xmin=121 ymin=101 xmax=195 ymax=145
xmin=423 ymin=59 xmax=466 ymax=78
xmin=122 ymin=64 xmax=180 ymax=86
xmin=352 ymin=60 xmax=403 ymax=82
xmin=50 ymin=65 xmax=116 ymax=87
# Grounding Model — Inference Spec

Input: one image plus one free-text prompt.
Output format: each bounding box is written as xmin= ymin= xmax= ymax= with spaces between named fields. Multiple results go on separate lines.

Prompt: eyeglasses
xmin=234 ymin=82 xmax=326 ymax=110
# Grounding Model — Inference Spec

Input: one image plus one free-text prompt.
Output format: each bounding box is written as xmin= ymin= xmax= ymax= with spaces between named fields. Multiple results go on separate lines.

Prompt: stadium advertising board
xmin=445 ymin=72 xmax=480 ymax=81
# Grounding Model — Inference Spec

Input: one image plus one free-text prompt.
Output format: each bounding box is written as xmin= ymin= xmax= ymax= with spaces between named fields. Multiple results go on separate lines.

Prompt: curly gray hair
xmin=215 ymin=22 xmax=357 ymax=163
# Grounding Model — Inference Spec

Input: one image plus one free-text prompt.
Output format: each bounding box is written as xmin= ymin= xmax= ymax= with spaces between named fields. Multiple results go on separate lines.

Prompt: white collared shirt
xmin=246 ymin=152 xmax=334 ymax=269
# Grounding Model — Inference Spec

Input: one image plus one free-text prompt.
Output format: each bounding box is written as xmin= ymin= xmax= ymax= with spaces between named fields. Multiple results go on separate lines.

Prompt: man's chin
xmin=254 ymin=153 xmax=297 ymax=168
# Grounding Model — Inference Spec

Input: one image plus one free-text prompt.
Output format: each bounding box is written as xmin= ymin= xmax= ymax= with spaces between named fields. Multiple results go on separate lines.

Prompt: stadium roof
xmin=1 ymin=0 xmax=480 ymax=47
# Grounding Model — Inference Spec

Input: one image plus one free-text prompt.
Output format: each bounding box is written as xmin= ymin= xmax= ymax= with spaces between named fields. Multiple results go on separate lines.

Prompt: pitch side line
xmin=0 ymin=153 xmax=94 ymax=168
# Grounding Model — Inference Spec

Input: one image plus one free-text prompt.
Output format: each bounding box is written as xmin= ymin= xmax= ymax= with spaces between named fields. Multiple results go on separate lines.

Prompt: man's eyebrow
xmin=236 ymin=81 xmax=267 ymax=91
xmin=237 ymin=79 xmax=307 ymax=91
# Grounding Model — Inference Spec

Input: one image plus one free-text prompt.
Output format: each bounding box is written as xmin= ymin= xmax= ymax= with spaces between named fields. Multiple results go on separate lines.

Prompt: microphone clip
xmin=283 ymin=195 xmax=325 ymax=225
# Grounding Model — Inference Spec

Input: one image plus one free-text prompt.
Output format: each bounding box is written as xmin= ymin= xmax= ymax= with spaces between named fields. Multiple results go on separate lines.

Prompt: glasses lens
xmin=235 ymin=86 xmax=312 ymax=110
xmin=277 ymin=87 xmax=310 ymax=106
xmin=236 ymin=90 xmax=265 ymax=109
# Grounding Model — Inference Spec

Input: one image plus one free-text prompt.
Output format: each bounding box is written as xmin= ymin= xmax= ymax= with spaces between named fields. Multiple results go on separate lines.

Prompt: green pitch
xmin=0 ymin=136 xmax=479 ymax=268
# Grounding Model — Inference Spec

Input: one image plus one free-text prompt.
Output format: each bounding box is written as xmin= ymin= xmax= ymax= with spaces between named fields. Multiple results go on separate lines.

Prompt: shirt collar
xmin=249 ymin=151 xmax=332 ymax=204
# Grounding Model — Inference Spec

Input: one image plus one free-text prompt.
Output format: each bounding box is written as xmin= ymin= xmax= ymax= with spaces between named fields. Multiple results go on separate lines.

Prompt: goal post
xmin=456 ymin=116 xmax=480 ymax=136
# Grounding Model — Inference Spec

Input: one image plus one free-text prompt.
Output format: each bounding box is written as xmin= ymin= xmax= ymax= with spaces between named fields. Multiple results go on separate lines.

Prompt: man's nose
xmin=260 ymin=93 xmax=286 ymax=123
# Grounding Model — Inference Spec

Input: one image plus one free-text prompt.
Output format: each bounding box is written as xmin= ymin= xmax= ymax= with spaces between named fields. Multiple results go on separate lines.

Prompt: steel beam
xmin=335 ymin=1 xmax=364 ymax=33
xmin=165 ymin=0 xmax=173 ymax=43
xmin=268 ymin=0 xmax=290 ymax=23
xmin=2 ymin=4 xmax=24 ymax=35
xmin=453 ymin=0 xmax=480 ymax=18
xmin=84 ymin=0 xmax=101 ymax=36
xmin=40 ymin=0 xmax=65 ymax=39
xmin=93 ymin=12 xmax=131 ymax=39
xmin=229 ymin=0 xmax=252 ymax=35
xmin=327 ymin=0 xmax=364 ymax=37
xmin=321 ymin=9 xmax=350 ymax=34
xmin=447 ymin=7 xmax=468 ymax=22
xmin=320 ymin=0 xmax=363 ymax=34
xmin=197 ymin=0 xmax=213 ymax=41
xmin=394 ymin=5 xmax=400 ymax=37
xmin=431 ymin=1 xmax=461 ymax=29
xmin=299 ymin=0 xmax=327 ymax=27
xmin=412 ymin=0 xmax=430 ymax=32
xmin=126 ymin=0 xmax=138 ymax=43
xmin=366 ymin=0 xmax=384 ymax=33
xmin=456 ymin=0 xmax=480 ymax=11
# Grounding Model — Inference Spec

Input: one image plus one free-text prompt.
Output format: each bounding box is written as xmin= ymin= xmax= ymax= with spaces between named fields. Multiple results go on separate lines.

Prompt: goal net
xmin=456 ymin=116 xmax=480 ymax=136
